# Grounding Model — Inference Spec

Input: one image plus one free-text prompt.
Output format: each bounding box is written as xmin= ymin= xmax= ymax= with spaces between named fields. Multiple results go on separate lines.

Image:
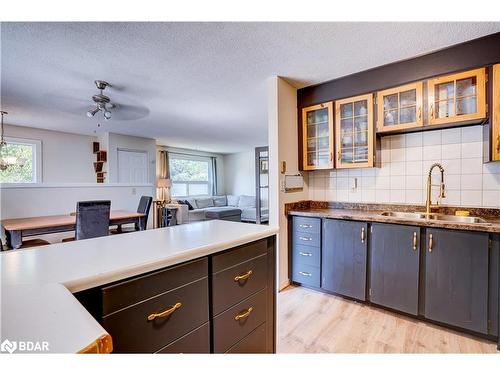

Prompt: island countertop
xmin=0 ymin=220 xmax=278 ymax=353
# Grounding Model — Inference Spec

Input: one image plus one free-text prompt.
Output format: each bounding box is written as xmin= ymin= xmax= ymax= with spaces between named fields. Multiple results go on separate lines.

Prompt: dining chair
xmin=1 ymin=237 xmax=50 ymax=251
xmin=110 ymin=196 xmax=152 ymax=234
xmin=63 ymin=200 xmax=111 ymax=242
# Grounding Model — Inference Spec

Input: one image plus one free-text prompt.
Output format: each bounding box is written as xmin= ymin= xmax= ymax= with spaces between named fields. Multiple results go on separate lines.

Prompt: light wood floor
xmin=277 ymin=285 xmax=498 ymax=353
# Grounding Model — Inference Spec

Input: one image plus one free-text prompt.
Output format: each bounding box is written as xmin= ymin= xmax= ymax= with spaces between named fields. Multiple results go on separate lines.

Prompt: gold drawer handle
xmin=299 ymin=251 xmax=312 ymax=257
xmin=299 ymin=224 xmax=312 ymax=228
xmin=429 ymin=233 xmax=433 ymax=253
xmin=147 ymin=302 xmax=182 ymax=321
xmin=299 ymin=271 xmax=312 ymax=277
xmin=235 ymin=307 xmax=253 ymax=321
xmin=361 ymin=227 xmax=365 ymax=243
xmin=413 ymin=232 xmax=417 ymax=251
xmin=496 ymin=135 xmax=500 ymax=153
xmin=234 ymin=270 xmax=253 ymax=282
xmin=299 ymin=236 xmax=312 ymax=241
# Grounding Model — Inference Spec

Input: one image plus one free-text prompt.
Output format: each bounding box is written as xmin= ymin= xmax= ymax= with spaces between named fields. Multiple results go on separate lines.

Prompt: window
xmin=0 ymin=137 xmax=41 ymax=183
xmin=169 ymin=153 xmax=214 ymax=197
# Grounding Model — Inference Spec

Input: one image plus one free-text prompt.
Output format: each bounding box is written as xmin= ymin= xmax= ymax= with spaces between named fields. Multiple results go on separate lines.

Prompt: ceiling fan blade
xmin=108 ymin=103 xmax=150 ymax=121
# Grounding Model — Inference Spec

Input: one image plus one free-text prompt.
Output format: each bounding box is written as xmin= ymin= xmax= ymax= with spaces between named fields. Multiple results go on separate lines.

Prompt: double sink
xmin=380 ymin=211 xmax=490 ymax=224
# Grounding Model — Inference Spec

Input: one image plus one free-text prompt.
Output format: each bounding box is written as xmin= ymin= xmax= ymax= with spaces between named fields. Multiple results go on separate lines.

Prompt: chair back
xmin=136 ymin=196 xmax=153 ymax=230
xmin=75 ymin=200 xmax=111 ymax=240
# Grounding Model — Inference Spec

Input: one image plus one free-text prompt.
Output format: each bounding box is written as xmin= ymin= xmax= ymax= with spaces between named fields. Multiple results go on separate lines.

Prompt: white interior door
xmin=118 ymin=149 xmax=148 ymax=183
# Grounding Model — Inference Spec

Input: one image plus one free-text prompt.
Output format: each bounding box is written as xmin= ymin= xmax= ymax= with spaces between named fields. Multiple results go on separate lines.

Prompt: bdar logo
xmin=1 ymin=339 xmax=17 ymax=354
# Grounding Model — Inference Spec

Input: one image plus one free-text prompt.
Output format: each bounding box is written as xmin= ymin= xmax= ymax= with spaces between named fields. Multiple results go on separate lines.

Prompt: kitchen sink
xmin=380 ymin=211 xmax=490 ymax=224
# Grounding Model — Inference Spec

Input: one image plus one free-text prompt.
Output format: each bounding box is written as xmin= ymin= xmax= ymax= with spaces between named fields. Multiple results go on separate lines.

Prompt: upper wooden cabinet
xmin=301 ymin=102 xmax=334 ymax=170
xmin=427 ymin=68 xmax=487 ymax=126
xmin=335 ymin=94 xmax=375 ymax=169
xmin=376 ymin=82 xmax=423 ymax=133
xmin=493 ymin=64 xmax=500 ymax=161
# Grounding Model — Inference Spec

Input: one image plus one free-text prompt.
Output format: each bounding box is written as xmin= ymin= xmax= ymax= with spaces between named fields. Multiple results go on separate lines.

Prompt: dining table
xmin=1 ymin=210 xmax=146 ymax=250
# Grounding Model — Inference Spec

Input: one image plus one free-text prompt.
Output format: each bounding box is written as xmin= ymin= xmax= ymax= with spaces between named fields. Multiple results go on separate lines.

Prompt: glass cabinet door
xmin=428 ymin=68 xmax=486 ymax=126
xmin=301 ymin=101 xmax=334 ymax=170
xmin=376 ymin=82 xmax=423 ymax=133
xmin=335 ymin=94 xmax=374 ymax=169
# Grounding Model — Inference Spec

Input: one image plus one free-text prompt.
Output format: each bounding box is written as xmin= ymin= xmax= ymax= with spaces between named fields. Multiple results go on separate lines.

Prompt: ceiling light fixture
xmin=86 ymin=80 xmax=113 ymax=121
xmin=0 ymin=111 xmax=27 ymax=171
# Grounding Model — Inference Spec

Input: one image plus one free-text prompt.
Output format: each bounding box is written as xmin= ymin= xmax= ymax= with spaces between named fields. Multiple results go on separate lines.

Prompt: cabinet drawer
xmin=292 ymin=244 xmax=320 ymax=268
xmin=212 ymin=239 xmax=268 ymax=273
xmin=293 ymin=216 xmax=321 ymax=234
xmin=102 ymin=258 xmax=208 ymax=315
xmin=155 ymin=323 xmax=210 ymax=354
xmin=212 ymin=253 xmax=268 ymax=315
xmin=213 ymin=288 xmax=267 ymax=353
xmin=102 ymin=278 xmax=209 ymax=353
xmin=225 ymin=323 xmax=267 ymax=353
xmin=293 ymin=232 xmax=320 ymax=248
xmin=292 ymin=263 xmax=320 ymax=288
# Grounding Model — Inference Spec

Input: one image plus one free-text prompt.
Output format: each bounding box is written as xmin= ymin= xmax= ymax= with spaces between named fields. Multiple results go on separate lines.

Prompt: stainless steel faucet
xmin=425 ymin=163 xmax=446 ymax=215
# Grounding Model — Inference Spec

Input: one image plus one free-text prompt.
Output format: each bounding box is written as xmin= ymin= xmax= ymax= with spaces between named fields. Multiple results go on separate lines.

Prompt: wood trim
xmin=376 ymin=82 xmax=424 ymax=133
xmin=493 ymin=64 xmax=500 ymax=161
xmin=301 ymin=102 xmax=334 ymax=171
xmin=78 ymin=334 xmax=113 ymax=354
xmin=427 ymin=68 xmax=487 ymax=126
xmin=335 ymin=93 xmax=374 ymax=169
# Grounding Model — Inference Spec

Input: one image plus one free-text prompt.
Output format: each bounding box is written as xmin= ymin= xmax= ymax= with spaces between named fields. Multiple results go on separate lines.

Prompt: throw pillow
xmin=196 ymin=197 xmax=214 ymax=209
xmin=213 ymin=195 xmax=227 ymax=207
xmin=186 ymin=198 xmax=198 ymax=210
xmin=227 ymin=195 xmax=240 ymax=207
xmin=178 ymin=199 xmax=194 ymax=210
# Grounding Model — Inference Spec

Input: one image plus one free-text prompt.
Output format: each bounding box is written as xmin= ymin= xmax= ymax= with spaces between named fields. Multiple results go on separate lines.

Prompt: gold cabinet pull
xmin=235 ymin=307 xmax=253 ymax=321
xmin=330 ymin=151 xmax=333 ymax=161
xmin=413 ymin=232 xmax=417 ymax=251
xmin=496 ymin=135 xmax=500 ymax=153
xmin=338 ymin=151 xmax=341 ymax=161
xmin=299 ymin=271 xmax=312 ymax=277
xmin=299 ymin=236 xmax=312 ymax=241
xmin=299 ymin=251 xmax=313 ymax=257
xmin=428 ymin=234 xmax=433 ymax=253
xmin=361 ymin=227 xmax=366 ymax=243
xmin=147 ymin=302 xmax=182 ymax=321
xmin=418 ymin=106 xmax=422 ymax=120
xmin=234 ymin=270 xmax=253 ymax=282
xmin=430 ymin=103 xmax=434 ymax=119
xmin=298 ymin=224 xmax=312 ymax=228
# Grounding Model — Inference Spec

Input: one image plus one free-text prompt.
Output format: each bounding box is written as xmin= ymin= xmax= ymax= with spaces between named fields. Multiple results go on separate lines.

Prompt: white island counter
xmin=0 ymin=220 xmax=278 ymax=353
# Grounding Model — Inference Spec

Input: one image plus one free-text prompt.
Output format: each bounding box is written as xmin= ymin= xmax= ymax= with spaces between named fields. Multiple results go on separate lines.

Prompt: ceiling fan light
xmin=103 ymin=110 xmax=112 ymax=120
xmin=87 ymin=107 xmax=99 ymax=118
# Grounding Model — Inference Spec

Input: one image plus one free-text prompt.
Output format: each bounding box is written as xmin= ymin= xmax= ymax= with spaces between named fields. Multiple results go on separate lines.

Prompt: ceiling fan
xmin=87 ymin=80 xmax=114 ymax=120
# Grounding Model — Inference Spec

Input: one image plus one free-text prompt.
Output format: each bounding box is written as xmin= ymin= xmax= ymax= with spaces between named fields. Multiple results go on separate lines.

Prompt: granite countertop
xmin=0 ymin=220 xmax=278 ymax=353
xmin=287 ymin=202 xmax=500 ymax=233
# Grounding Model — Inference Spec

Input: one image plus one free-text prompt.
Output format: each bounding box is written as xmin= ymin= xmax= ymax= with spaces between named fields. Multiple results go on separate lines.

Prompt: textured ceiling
xmin=1 ymin=22 xmax=500 ymax=153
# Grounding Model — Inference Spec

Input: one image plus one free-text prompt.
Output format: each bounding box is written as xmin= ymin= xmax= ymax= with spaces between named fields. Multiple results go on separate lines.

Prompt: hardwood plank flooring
xmin=277 ymin=285 xmax=498 ymax=353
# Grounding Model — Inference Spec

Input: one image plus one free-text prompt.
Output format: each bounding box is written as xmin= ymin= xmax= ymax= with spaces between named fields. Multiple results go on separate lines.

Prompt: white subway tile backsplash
xmin=406 ymin=161 xmax=422 ymax=176
xmin=461 ymin=158 xmax=483 ymax=174
xmin=308 ymin=126 xmax=499 ymax=207
xmin=423 ymin=130 xmax=441 ymax=146
xmin=441 ymin=128 xmax=461 ymax=144
xmin=461 ymin=126 xmax=482 ymax=142
xmin=441 ymin=143 xmax=461 ymax=159
xmin=405 ymin=132 xmax=423 ymax=147
xmin=461 ymin=142 xmax=482 ymax=158
xmin=422 ymin=145 xmax=441 ymax=161
xmin=461 ymin=190 xmax=482 ymax=206
xmin=405 ymin=147 xmax=422 ymax=162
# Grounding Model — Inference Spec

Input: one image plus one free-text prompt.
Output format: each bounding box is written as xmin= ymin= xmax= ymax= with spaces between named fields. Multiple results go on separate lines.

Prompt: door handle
xmin=234 ymin=307 xmax=253 ymax=321
xmin=298 ymin=252 xmax=313 ymax=257
xmin=496 ymin=135 xmax=500 ymax=153
xmin=418 ymin=106 xmax=422 ymax=121
xmin=299 ymin=271 xmax=312 ymax=277
xmin=298 ymin=236 xmax=312 ymax=241
xmin=234 ymin=270 xmax=253 ymax=282
xmin=298 ymin=224 xmax=312 ymax=229
xmin=430 ymin=103 xmax=434 ymax=119
xmin=413 ymin=232 xmax=417 ymax=251
xmin=361 ymin=227 xmax=366 ymax=243
xmin=428 ymin=233 xmax=433 ymax=253
xmin=147 ymin=302 xmax=182 ymax=321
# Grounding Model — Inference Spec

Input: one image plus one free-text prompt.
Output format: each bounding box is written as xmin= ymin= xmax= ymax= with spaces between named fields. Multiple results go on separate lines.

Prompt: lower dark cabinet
xmin=370 ymin=223 xmax=420 ymax=315
xmin=321 ymin=219 xmax=367 ymax=301
xmin=156 ymin=323 xmax=210 ymax=353
xmin=424 ymin=228 xmax=489 ymax=334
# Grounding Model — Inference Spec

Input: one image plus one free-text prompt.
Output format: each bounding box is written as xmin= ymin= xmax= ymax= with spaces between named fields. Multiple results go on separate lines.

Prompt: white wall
xmin=223 ymin=150 xmax=255 ymax=196
xmin=308 ymin=125 xmax=500 ymax=208
xmin=268 ymin=76 xmax=310 ymax=290
xmin=3 ymin=124 xmax=96 ymax=183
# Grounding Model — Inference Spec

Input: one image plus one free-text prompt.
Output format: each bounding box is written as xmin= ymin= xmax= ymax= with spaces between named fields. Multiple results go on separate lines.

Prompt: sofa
xmin=174 ymin=195 xmax=268 ymax=224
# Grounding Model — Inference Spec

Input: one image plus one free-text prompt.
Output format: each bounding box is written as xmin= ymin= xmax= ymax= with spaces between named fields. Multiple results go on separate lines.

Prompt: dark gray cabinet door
xmin=370 ymin=223 xmax=420 ymax=315
xmin=424 ymin=228 xmax=489 ymax=334
xmin=322 ymin=219 xmax=367 ymax=300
